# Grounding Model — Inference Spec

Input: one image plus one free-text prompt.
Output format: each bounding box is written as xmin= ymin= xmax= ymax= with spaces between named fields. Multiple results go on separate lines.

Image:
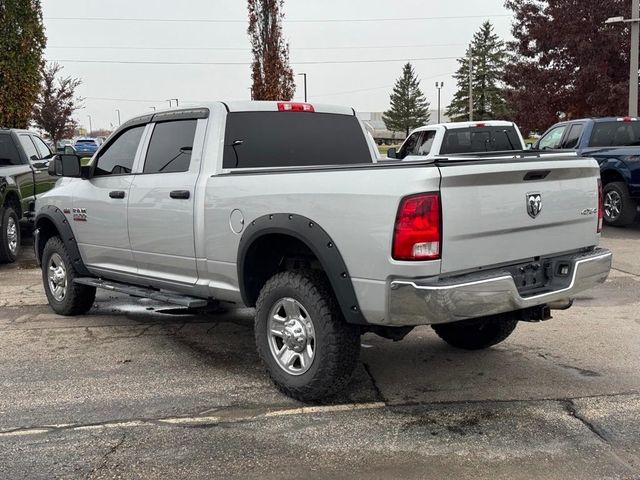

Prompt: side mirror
xmin=387 ymin=147 xmax=398 ymax=159
xmin=525 ymin=142 xmax=533 ymax=150
xmin=64 ymin=145 xmax=76 ymax=155
xmin=48 ymin=154 xmax=82 ymax=177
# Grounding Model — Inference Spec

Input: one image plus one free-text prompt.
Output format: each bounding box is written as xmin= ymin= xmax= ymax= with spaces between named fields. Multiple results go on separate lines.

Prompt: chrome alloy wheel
xmin=6 ymin=216 xmax=18 ymax=255
xmin=268 ymin=298 xmax=316 ymax=375
xmin=604 ymin=190 xmax=622 ymax=221
xmin=47 ymin=253 xmax=67 ymax=301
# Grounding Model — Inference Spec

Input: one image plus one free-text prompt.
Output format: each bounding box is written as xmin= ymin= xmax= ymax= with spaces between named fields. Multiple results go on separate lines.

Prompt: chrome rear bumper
xmin=387 ymin=248 xmax=612 ymax=326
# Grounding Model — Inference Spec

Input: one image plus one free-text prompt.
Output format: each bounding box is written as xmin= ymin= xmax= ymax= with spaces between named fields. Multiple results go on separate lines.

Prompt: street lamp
xmin=435 ymin=82 xmax=444 ymax=124
xmin=605 ymin=0 xmax=640 ymax=116
xmin=297 ymin=73 xmax=308 ymax=102
xmin=87 ymin=115 xmax=92 ymax=135
xmin=116 ymin=109 xmax=121 ymax=126
xmin=150 ymin=106 xmax=156 ymax=111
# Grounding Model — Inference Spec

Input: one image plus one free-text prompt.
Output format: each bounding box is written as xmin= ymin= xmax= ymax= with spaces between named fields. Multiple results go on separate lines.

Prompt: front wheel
xmin=0 ymin=206 xmax=20 ymax=263
xmin=254 ymin=271 xmax=361 ymax=402
xmin=42 ymin=236 xmax=96 ymax=315
xmin=432 ymin=313 xmax=519 ymax=350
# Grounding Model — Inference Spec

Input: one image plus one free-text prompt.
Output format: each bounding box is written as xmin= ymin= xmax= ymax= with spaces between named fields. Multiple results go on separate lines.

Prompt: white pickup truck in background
xmin=388 ymin=120 xmax=526 ymax=160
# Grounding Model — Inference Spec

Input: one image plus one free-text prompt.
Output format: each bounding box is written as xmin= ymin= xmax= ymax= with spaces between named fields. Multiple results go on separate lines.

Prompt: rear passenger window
xmin=561 ymin=124 xmax=583 ymax=149
xmin=143 ymin=120 xmax=197 ymax=174
xmin=222 ymin=112 xmax=371 ymax=168
xmin=0 ymin=134 xmax=22 ymax=166
xmin=94 ymin=125 xmax=145 ymax=176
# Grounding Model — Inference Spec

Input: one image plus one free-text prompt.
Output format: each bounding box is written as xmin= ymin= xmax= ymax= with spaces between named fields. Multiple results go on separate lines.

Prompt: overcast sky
xmin=41 ymin=0 xmax=513 ymax=131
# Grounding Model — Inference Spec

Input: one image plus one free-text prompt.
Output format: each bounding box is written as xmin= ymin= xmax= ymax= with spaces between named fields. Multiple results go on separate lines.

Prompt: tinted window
xmin=561 ymin=124 xmax=583 ymax=149
xmin=440 ymin=127 xmax=520 ymax=154
xmin=143 ymin=120 xmax=197 ymax=174
xmin=94 ymin=126 xmax=145 ymax=176
xmin=589 ymin=121 xmax=640 ymax=147
xmin=32 ymin=136 xmax=52 ymax=158
xmin=537 ymin=125 xmax=567 ymax=150
xmin=222 ymin=112 xmax=371 ymax=168
xmin=76 ymin=139 xmax=98 ymax=145
xmin=0 ymin=134 xmax=22 ymax=166
xmin=19 ymin=135 xmax=39 ymax=160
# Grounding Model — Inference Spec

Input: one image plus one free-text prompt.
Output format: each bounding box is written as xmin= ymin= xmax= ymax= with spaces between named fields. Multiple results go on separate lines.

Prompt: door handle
xmin=170 ymin=190 xmax=190 ymax=199
xmin=109 ymin=190 xmax=126 ymax=199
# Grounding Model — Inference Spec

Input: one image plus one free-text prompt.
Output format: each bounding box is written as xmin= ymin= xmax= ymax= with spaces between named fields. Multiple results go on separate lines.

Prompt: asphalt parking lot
xmin=1 ymin=228 xmax=639 ymax=479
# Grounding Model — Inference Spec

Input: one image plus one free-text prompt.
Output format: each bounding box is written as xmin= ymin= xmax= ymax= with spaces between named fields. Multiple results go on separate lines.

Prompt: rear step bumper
xmin=73 ymin=277 xmax=208 ymax=309
xmin=387 ymin=248 xmax=612 ymax=326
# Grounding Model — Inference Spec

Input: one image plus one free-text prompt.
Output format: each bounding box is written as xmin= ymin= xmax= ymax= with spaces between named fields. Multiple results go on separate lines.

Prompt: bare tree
xmin=247 ymin=0 xmax=295 ymax=101
xmin=32 ymin=63 xmax=83 ymax=144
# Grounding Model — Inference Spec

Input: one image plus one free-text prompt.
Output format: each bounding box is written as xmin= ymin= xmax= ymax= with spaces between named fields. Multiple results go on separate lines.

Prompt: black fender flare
xmin=35 ymin=205 xmax=91 ymax=276
xmin=237 ymin=213 xmax=368 ymax=325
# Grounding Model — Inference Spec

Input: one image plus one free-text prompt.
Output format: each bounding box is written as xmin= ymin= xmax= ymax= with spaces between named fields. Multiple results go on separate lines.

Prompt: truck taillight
xmin=597 ymin=178 xmax=603 ymax=233
xmin=392 ymin=193 xmax=441 ymax=261
xmin=277 ymin=102 xmax=314 ymax=112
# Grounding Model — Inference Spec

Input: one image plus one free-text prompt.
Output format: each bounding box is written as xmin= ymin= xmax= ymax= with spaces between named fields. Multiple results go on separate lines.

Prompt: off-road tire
xmin=603 ymin=181 xmax=637 ymax=227
xmin=42 ymin=236 xmax=96 ymax=315
xmin=255 ymin=270 xmax=361 ymax=402
xmin=0 ymin=206 xmax=20 ymax=263
xmin=432 ymin=313 xmax=519 ymax=350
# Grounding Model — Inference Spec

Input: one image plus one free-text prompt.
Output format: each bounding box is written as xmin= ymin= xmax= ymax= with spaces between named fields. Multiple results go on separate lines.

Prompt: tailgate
xmin=438 ymin=157 xmax=600 ymax=274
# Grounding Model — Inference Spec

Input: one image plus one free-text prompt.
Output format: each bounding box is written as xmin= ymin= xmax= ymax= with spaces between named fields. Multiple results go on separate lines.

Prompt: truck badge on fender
xmin=72 ymin=208 xmax=87 ymax=222
xmin=526 ymin=193 xmax=542 ymax=218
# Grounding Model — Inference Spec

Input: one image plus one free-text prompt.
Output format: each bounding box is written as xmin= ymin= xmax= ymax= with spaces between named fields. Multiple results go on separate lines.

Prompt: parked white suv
xmin=389 ymin=120 xmax=526 ymax=160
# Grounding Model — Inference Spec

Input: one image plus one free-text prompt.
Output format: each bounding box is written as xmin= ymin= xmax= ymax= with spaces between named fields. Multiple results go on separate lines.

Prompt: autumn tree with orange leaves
xmin=247 ymin=0 xmax=295 ymax=101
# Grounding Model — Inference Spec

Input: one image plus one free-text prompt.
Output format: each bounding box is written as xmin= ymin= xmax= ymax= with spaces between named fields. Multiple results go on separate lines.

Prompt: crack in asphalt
xmin=363 ymin=362 xmax=386 ymax=403
xmin=2 ymin=391 xmax=638 ymax=439
xmin=86 ymin=431 xmax=126 ymax=479
xmin=563 ymin=399 xmax=640 ymax=474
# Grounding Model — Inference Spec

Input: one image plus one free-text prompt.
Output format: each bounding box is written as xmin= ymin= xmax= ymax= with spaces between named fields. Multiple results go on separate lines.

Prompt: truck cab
xmin=390 ymin=120 xmax=526 ymax=160
xmin=535 ymin=117 xmax=640 ymax=226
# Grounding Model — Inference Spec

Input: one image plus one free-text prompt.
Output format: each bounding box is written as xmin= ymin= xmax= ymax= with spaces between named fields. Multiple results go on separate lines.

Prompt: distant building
xmin=356 ymin=110 xmax=450 ymax=145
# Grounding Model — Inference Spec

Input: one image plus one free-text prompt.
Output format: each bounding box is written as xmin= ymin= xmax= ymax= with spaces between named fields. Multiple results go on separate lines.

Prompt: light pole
xmin=87 ymin=115 xmax=92 ymax=135
xmin=150 ymin=106 xmax=156 ymax=111
xmin=298 ymin=73 xmax=307 ymax=102
xmin=468 ymin=49 xmax=474 ymax=121
xmin=116 ymin=109 xmax=121 ymax=126
xmin=435 ymin=82 xmax=444 ymax=124
xmin=606 ymin=1 xmax=640 ymax=116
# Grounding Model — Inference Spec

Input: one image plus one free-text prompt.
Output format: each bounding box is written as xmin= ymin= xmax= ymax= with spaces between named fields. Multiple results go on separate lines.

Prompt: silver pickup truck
xmin=34 ymin=101 xmax=612 ymax=401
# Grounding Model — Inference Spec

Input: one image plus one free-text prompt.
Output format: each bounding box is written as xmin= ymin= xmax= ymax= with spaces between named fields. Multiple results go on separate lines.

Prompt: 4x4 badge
xmin=526 ymin=193 xmax=542 ymax=218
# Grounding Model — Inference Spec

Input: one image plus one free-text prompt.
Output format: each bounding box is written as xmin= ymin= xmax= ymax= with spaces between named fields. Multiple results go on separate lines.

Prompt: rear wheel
xmin=432 ymin=313 xmax=519 ymax=350
xmin=42 ymin=236 xmax=96 ymax=315
xmin=0 ymin=206 xmax=20 ymax=263
xmin=603 ymin=181 xmax=637 ymax=227
xmin=254 ymin=270 xmax=360 ymax=402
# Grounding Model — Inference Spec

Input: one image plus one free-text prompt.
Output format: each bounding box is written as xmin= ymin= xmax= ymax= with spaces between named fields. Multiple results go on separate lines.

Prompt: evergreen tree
xmin=446 ymin=21 xmax=507 ymax=122
xmin=0 ymin=0 xmax=46 ymax=128
xmin=32 ymin=63 xmax=83 ymax=144
xmin=383 ymin=63 xmax=430 ymax=136
xmin=247 ymin=0 xmax=295 ymax=101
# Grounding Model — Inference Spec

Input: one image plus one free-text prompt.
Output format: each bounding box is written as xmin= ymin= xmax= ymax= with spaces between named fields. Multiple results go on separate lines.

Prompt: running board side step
xmin=73 ymin=277 xmax=208 ymax=308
